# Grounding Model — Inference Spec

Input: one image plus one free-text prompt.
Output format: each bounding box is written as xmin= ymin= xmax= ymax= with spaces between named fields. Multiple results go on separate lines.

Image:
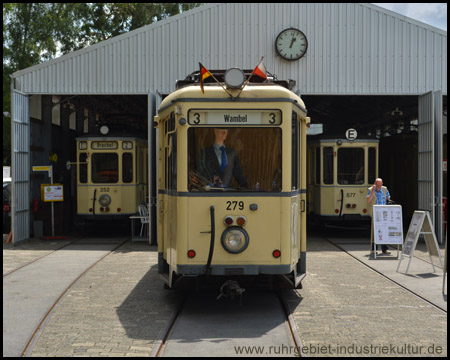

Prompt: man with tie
xmin=197 ymin=128 xmax=248 ymax=189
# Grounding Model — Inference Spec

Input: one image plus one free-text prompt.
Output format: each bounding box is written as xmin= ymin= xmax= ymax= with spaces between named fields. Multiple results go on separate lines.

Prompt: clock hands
xmin=289 ymin=36 xmax=297 ymax=48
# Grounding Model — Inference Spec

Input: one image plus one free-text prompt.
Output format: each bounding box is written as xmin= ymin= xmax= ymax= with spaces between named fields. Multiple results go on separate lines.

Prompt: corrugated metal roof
xmin=12 ymin=3 xmax=447 ymax=95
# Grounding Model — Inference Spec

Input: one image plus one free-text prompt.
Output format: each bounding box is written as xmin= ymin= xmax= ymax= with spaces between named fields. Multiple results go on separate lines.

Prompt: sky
xmin=372 ymin=3 xmax=447 ymax=31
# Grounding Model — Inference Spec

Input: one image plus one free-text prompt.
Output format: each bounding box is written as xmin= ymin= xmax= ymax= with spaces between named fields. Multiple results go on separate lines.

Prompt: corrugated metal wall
xmin=418 ymin=92 xmax=434 ymax=221
xmin=12 ymin=3 xmax=447 ymax=95
xmin=12 ymin=90 xmax=31 ymax=244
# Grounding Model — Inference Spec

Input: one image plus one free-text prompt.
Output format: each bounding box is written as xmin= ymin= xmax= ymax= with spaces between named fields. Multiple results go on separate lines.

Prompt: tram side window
xmin=123 ymin=153 xmax=133 ymax=183
xmin=323 ymin=147 xmax=334 ymax=184
xmin=92 ymin=153 xmax=118 ymax=183
xmin=315 ymin=148 xmax=320 ymax=185
xmin=368 ymin=147 xmax=376 ymax=184
xmin=168 ymin=133 xmax=177 ymax=191
xmin=337 ymin=148 xmax=364 ymax=185
xmin=291 ymin=112 xmax=299 ymax=190
xmin=79 ymin=153 xmax=87 ymax=183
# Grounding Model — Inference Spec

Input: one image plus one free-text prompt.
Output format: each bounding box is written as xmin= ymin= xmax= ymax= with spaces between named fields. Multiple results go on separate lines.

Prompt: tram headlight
xmin=224 ymin=68 xmax=245 ymax=89
xmin=221 ymin=227 xmax=249 ymax=254
xmin=98 ymin=194 xmax=111 ymax=207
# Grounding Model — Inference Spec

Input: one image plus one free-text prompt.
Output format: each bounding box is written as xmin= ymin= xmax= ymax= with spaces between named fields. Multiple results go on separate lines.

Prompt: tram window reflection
xmin=368 ymin=147 xmax=376 ymax=184
xmin=337 ymin=148 xmax=364 ymax=185
xmin=323 ymin=147 xmax=334 ymax=185
xmin=122 ymin=153 xmax=133 ymax=183
xmin=79 ymin=153 xmax=87 ymax=183
xmin=92 ymin=153 xmax=119 ymax=183
xmin=188 ymin=127 xmax=282 ymax=192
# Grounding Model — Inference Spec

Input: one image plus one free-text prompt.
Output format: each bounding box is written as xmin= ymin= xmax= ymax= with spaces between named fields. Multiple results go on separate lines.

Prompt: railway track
xmin=3 ymin=236 xmax=130 ymax=357
xmin=151 ymin=286 xmax=305 ymax=357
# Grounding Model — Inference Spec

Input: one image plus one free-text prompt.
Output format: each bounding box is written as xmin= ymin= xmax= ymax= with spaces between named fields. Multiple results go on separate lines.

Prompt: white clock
xmin=275 ymin=28 xmax=308 ymax=61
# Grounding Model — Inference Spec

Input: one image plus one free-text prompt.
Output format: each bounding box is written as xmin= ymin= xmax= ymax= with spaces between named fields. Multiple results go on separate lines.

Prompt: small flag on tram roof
xmin=199 ymin=62 xmax=212 ymax=93
xmin=252 ymin=61 xmax=268 ymax=80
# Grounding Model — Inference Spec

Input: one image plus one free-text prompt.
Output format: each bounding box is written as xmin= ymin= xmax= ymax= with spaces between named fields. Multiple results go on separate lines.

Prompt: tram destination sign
xmin=91 ymin=141 xmax=118 ymax=150
xmin=188 ymin=109 xmax=281 ymax=125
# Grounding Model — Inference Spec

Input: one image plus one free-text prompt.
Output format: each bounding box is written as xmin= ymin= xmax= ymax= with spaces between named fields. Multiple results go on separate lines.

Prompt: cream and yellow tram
xmin=76 ymin=134 xmax=148 ymax=219
xmin=155 ymin=68 xmax=310 ymax=289
xmin=307 ymin=136 xmax=379 ymax=228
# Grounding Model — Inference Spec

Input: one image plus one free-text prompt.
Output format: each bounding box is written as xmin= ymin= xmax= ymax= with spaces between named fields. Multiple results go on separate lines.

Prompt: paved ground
xmin=3 ymin=237 xmax=183 ymax=357
xmin=3 ymin=231 xmax=447 ymax=357
xmin=284 ymin=234 xmax=447 ymax=357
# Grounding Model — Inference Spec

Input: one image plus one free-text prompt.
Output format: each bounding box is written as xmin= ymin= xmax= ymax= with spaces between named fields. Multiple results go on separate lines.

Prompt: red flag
xmin=252 ymin=61 xmax=268 ymax=80
xmin=199 ymin=62 xmax=212 ymax=93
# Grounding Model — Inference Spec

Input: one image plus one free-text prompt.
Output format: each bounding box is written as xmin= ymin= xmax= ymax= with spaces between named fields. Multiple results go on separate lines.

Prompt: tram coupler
xmin=216 ymin=280 xmax=245 ymax=306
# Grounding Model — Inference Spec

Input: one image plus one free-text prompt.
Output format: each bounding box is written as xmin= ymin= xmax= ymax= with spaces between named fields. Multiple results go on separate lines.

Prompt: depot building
xmin=9 ymin=3 xmax=447 ymax=244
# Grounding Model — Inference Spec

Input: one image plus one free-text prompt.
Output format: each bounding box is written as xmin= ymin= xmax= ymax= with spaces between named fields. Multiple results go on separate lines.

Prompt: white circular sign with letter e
xmin=345 ymin=128 xmax=357 ymax=141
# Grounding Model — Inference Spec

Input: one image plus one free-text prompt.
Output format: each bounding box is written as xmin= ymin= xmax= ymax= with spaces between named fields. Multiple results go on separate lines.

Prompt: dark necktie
xmin=220 ymin=146 xmax=227 ymax=172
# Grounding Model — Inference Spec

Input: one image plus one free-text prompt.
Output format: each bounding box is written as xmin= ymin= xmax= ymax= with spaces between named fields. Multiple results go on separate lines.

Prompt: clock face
xmin=275 ymin=28 xmax=308 ymax=61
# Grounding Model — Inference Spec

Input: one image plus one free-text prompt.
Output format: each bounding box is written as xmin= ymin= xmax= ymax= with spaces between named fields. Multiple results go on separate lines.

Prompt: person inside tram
xmin=197 ymin=128 xmax=248 ymax=189
xmin=367 ymin=177 xmax=392 ymax=255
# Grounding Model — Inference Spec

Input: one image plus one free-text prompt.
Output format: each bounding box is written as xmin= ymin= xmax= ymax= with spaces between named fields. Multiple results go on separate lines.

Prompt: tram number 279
xmin=226 ymin=201 xmax=245 ymax=211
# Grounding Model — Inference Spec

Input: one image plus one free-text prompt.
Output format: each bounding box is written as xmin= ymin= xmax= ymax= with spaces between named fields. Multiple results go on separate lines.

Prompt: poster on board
xmin=41 ymin=184 xmax=64 ymax=202
xmin=373 ymin=205 xmax=403 ymax=245
xmin=401 ymin=211 xmax=426 ymax=257
xmin=397 ymin=210 xmax=444 ymax=274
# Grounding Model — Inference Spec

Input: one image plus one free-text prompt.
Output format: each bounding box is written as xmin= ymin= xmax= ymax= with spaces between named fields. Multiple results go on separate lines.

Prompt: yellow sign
xmin=33 ymin=166 xmax=51 ymax=171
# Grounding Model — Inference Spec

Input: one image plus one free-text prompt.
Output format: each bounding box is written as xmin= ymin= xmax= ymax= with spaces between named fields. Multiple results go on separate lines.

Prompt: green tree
xmin=3 ymin=3 xmax=202 ymax=165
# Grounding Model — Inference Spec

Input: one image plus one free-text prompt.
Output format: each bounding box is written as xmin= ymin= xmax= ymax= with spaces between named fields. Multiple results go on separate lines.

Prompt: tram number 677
xmin=226 ymin=201 xmax=244 ymax=211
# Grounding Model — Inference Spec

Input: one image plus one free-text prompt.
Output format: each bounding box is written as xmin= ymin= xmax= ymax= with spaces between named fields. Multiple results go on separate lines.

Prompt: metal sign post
xmin=32 ymin=165 xmax=54 ymax=237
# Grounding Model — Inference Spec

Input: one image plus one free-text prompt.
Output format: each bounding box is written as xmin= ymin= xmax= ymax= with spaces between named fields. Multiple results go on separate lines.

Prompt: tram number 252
xmin=226 ymin=201 xmax=245 ymax=211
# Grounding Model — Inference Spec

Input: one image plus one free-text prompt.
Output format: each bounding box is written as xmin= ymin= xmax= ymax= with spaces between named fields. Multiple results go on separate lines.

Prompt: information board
xmin=397 ymin=210 xmax=444 ymax=274
xmin=41 ymin=184 xmax=64 ymax=202
xmin=401 ymin=211 xmax=426 ymax=257
xmin=373 ymin=205 xmax=404 ymax=245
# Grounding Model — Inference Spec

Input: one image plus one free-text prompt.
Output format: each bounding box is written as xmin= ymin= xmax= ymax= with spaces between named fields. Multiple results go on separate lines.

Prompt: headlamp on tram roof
xmin=100 ymin=125 xmax=109 ymax=135
xmin=221 ymin=227 xmax=249 ymax=254
xmin=224 ymin=68 xmax=245 ymax=89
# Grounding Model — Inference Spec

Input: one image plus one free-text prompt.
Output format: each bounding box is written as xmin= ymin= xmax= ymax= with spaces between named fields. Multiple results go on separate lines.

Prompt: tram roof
xmin=158 ymin=83 xmax=307 ymax=115
xmin=308 ymin=136 xmax=379 ymax=144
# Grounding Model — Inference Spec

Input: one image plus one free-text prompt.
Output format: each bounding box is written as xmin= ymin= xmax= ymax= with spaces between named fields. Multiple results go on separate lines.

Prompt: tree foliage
xmin=2 ymin=3 xmax=202 ymax=165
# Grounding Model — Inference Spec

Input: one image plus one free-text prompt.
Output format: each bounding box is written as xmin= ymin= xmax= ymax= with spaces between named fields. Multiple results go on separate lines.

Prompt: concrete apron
xmin=3 ymin=238 xmax=125 ymax=357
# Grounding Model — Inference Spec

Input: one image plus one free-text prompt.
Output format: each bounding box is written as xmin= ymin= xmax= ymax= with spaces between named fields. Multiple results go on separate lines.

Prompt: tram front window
xmin=91 ymin=153 xmax=119 ymax=183
xmin=337 ymin=148 xmax=364 ymax=185
xmin=188 ymin=127 xmax=282 ymax=192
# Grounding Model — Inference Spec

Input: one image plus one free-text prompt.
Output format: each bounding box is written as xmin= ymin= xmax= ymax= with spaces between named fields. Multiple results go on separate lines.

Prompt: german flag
xmin=199 ymin=62 xmax=212 ymax=93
